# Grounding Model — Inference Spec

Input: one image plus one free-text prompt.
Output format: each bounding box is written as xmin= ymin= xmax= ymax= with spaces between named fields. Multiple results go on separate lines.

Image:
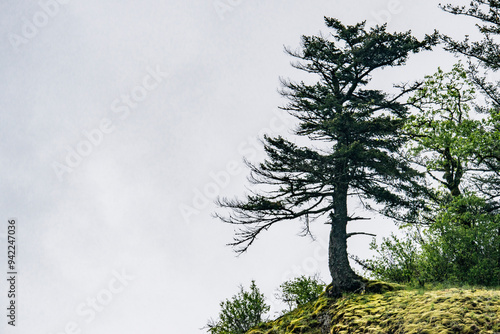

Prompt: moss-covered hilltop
xmin=247 ymin=282 xmax=500 ymax=334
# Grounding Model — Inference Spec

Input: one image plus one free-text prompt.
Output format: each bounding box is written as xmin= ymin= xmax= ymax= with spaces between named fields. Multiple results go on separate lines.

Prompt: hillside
xmin=248 ymin=282 xmax=500 ymax=334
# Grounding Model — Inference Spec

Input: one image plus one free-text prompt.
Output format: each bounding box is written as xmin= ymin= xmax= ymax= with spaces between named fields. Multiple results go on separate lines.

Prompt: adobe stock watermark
xmin=52 ymin=65 xmax=169 ymax=182
xmin=366 ymin=0 xmax=402 ymax=27
xmin=280 ymin=237 xmax=329 ymax=282
xmin=213 ymin=0 xmax=244 ymax=20
xmin=8 ymin=0 xmax=71 ymax=52
xmin=47 ymin=268 xmax=134 ymax=334
xmin=179 ymin=111 xmax=294 ymax=224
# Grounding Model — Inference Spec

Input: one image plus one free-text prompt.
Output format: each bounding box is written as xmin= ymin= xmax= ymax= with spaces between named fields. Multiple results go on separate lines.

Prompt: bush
xmin=206 ymin=281 xmax=270 ymax=334
xmin=366 ymin=194 xmax=500 ymax=286
xmin=275 ymin=275 xmax=325 ymax=311
xmin=416 ymin=194 xmax=500 ymax=285
xmin=364 ymin=233 xmax=421 ymax=284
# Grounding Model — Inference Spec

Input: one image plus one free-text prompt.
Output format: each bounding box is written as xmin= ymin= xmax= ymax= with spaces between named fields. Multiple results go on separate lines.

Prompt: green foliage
xmin=405 ymin=62 xmax=479 ymax=199
xmin=367 ymin=194 xmax=500 ymax=286
xmin=420 ymin=194 xmax=500 ymax=286
xmin=406 ymin=62 xmax=477 ymax=158
xmin=206 ymin=281 xmax=270 ymax=334
xmin=365 ymin=233 xmax=421 ymax=284
xmin=275 ymin=275 xmax=326 ymax=311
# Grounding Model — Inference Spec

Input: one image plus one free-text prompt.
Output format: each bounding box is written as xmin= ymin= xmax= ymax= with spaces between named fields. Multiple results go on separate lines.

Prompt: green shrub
xmin=419 ymin=195 xmax=500 ymax=285
xmin=206 ymin=281 xmax=270 ymax=334
xmin=275 ymin=275 xmax=325 ymax=311
xmin=366 ymin=194 xmax=500 ymax=286
xmin=364 ymin=233 xmax=421 ymax=284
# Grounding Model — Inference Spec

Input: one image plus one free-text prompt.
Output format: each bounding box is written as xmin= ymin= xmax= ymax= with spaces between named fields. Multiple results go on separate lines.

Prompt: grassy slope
xmin=248 ymin=282 xmax=500 ymax=334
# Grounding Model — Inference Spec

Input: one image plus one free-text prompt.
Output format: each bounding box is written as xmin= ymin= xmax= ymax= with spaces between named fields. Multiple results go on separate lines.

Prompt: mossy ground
xmin=248 ymin=282 xmax=500 ymax=334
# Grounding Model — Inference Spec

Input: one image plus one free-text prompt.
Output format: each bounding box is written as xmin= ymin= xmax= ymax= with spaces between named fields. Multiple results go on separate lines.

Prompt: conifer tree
xmin=216 ymin=18 xmax=435 ymax=296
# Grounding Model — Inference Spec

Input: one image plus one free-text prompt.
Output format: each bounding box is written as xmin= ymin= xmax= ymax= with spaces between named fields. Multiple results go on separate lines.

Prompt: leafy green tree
xmin=275 ymin=275 xmax=325 ymax=311
xmin=405 ymin=63 xmax=481 ymax=223
xmin=365 ymin=65 xmax=500 ymax=286
xmin=406 ymin=63 xmax=500 ymax=284
xmin=216 ymin=18 xmax=435 ymax=296
xmin=206 ymin=281 xmax=270 ymax=334
xmin=441 ymin=4 xmax=500 ymax=276
xmin=441 ymin=0 xmax=500 ymax=199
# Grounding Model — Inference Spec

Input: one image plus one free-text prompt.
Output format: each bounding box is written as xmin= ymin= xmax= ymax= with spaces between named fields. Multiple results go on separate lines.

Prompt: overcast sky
xmin=0 ymin=0 xmax=480 ymax=333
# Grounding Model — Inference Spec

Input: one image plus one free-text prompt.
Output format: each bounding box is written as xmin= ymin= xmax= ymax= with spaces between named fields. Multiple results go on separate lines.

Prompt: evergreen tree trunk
xmin=327 ymin=183 xmax=363 ymax=297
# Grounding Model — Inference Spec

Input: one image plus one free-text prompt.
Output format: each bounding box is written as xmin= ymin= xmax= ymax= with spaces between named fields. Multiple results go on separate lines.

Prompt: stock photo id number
xmin=6 ymin=218 xmax=18 ymax=327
